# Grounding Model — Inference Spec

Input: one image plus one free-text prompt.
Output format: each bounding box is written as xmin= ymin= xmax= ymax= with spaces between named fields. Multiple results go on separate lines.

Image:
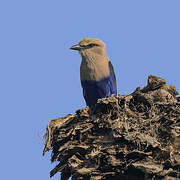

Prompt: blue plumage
xmin=81 ymin=62 xmax=117 ymax=108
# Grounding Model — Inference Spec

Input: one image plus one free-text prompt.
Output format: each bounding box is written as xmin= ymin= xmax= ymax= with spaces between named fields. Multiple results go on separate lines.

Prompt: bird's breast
xmin=80 ymin=59 xmax=110 ymax=81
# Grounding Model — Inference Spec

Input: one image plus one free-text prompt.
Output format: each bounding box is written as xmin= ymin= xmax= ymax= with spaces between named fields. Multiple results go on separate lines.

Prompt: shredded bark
xmin=43 ymin=75 xmax=180 ymax=180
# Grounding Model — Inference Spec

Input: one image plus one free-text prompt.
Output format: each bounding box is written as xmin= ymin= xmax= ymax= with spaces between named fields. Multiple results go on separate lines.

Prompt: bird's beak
xmin=70 ymin=44 xmax=81 ymax=51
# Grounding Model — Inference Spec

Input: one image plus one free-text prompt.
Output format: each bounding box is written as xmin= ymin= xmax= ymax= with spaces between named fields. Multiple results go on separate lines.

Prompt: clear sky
xmin=0 ymin=0 xmax=180 ymax=179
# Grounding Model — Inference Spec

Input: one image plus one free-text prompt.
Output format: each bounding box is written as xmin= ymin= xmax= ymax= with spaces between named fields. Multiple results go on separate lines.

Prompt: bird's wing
xmin=108 ymin=61 xmax=117 ymax=95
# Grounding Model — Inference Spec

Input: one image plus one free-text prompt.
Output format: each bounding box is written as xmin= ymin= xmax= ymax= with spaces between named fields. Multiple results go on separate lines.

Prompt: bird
xmin=70 ymin=38 xmax=117 ymax=109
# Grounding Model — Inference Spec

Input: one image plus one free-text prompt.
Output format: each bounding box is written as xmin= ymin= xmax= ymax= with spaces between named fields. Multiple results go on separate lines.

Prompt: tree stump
xmin=43 ymin=75 xmax=180 ymax=180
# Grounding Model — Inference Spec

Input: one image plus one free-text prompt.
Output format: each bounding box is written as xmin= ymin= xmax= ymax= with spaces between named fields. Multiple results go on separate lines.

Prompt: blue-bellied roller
xmin=70 ymin=38 xmax=117 ymax=109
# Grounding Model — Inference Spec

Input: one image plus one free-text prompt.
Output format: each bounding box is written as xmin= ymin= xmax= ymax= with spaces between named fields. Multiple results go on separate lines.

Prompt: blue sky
xmin=0 ymin=0 xmax=180 ymax=179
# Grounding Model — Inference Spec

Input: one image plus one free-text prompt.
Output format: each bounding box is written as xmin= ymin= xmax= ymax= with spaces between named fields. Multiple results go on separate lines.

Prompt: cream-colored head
xmin=70 ymin=38 xmax=110 ymax=81
xmin=70 ymin=38 xmax=107 ymax=57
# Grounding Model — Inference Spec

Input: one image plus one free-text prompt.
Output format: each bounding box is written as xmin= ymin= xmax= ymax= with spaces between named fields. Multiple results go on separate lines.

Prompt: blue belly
xmin=81 ymin=77 xmax=116 ymax=108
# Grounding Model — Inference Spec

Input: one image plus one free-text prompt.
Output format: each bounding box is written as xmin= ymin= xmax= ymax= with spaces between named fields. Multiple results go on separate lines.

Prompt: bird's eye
xmin=80 ymin=44 xmax=97 ymax=49
xmin=89 ymin=43 xmax=96 ymax=47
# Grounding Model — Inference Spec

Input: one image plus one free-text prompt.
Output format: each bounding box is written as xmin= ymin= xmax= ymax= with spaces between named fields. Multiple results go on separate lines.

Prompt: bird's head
xmin=70 ymin=38 xmax=107 ymax=57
